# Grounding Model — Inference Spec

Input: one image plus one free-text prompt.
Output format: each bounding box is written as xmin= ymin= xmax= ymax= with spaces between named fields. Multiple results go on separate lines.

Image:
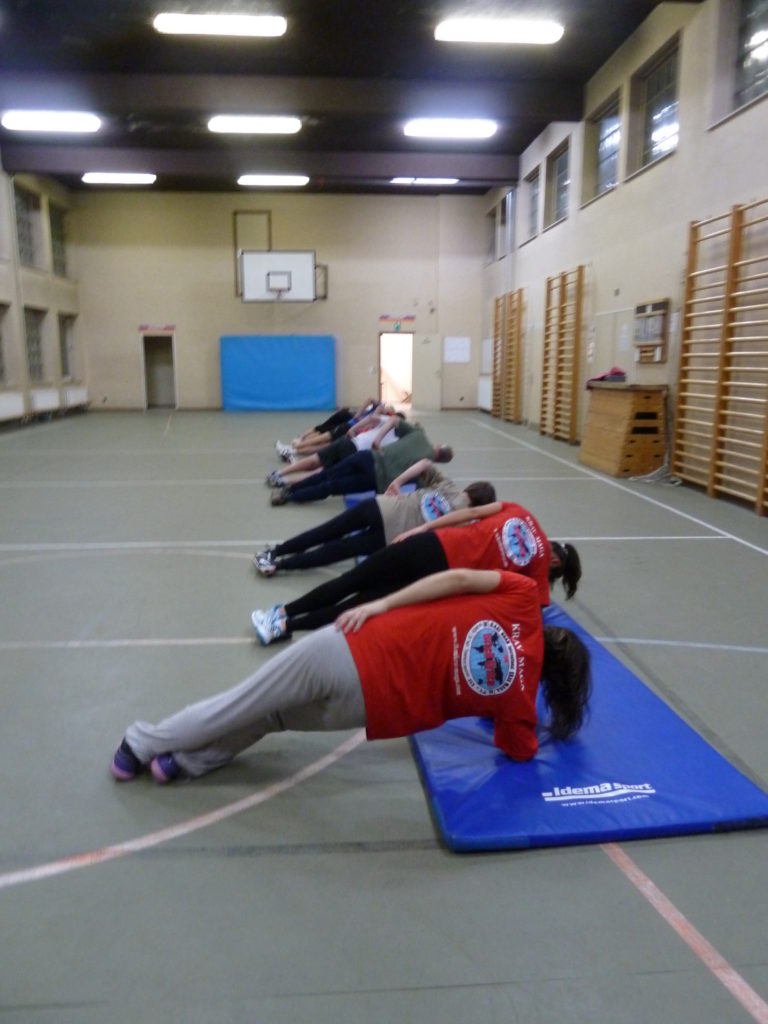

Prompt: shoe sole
xmin=150 ymin=757 xmax=177 ymax=784
xmin=110 ymin=760 xmax=138 ymax=782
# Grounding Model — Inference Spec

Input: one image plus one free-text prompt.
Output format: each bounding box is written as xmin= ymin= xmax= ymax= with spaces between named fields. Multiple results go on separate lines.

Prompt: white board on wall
xmin=240 ymin=250 xmax=316 ymax=302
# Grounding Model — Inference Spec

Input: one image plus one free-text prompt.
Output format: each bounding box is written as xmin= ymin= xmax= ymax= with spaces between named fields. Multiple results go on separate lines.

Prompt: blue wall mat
xmin=411 ymin=604 xmax=768 ymax=852
xmin=220 ymin=335 xmax=335 ymax=410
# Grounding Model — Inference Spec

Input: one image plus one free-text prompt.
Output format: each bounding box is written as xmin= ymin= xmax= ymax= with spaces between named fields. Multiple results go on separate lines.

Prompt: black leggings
xmin=284 ymin=532 xmax=448 ymax=632
xmin=272 ymin=499 xmax=386 ymax=571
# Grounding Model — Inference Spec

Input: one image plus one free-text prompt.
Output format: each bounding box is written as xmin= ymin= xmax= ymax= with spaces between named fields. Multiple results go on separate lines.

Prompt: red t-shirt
xmin=433 ymin=502 xmax=552 ymax=606
xmin=345 ymin=572 xmax=544 ymax=760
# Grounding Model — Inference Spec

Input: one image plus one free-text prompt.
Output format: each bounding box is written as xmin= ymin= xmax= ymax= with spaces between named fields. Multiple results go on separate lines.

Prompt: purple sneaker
xmin=111 ymin=739 xmax=143 ymax=781
xmin=150 ymin=752 xmax=182 ymax=784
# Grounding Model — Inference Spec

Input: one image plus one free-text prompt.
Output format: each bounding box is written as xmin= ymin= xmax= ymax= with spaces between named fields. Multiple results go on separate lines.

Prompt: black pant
xmin=273 ymin=499 xmax=386 ymax=570
xmin=284 ymin=532 xmax=448 ymax=631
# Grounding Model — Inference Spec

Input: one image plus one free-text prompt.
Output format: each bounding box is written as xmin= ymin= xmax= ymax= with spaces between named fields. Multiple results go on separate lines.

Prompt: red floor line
xmin=602 ymin=842 xmax=768 ymax=1023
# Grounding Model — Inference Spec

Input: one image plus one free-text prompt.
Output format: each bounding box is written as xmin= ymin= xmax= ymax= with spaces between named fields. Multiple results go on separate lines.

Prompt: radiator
xmin=29 ymin=388 xmax=61 ymax=413
xmin=63 ymin=385 xmax=88 ymax=408
xmin=0 ymin=391 xmax=25 ymax=421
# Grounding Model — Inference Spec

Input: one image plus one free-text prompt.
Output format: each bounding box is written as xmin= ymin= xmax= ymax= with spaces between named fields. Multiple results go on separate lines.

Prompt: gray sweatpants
xmin=125 ymin=625 xmax=367 ymax=778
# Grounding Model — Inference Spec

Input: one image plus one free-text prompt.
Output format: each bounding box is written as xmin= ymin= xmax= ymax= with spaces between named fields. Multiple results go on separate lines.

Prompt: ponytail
xmin=540 ymin=626 xmax=592 ymax=740
xmin=549 ymin=541 xmax=582 ymax=599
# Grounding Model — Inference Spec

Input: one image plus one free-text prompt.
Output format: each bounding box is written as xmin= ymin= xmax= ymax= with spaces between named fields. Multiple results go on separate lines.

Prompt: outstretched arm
xmin=392 ymin=500 xmax=502 ymax=541
xmin=384 ymin=457 xmax=434 ymax=494
xmin=335 ymin=568 xmax=501 ymax=633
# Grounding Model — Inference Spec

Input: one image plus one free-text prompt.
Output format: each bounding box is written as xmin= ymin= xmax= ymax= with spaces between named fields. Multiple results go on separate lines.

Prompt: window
xmin=58 ymin=315 xmax=75 ymax=379
xmin=50 ymin=203 xmax=68 ymax=276
xmin=14 ymin=185 xmax=43 ymax=267
xmin=545 ymin=143 xmax=569 ymax=227
xmin=591 ymin=97 xmax=621 ymax=197
xmin=736 ymin=0 xmax=768 ymax=107
xmin=640 ymin=47 xmax=679 ymax=166
xmin=525 ymin=169 xmax=540 ymax=239
xmin=24 ymin=308 xmax=46 ymax=382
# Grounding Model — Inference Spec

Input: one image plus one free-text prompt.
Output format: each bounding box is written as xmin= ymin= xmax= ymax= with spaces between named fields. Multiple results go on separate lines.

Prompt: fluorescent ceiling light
xmin=1 ymin=110 xmax=101 ymax=133
xmin=391 ymin=177 xmax=460 ymax=186
xmin=153 ymin=13 xmax=287 ymax=37
xmin=208 ymin=115 xmax=301 ymax=134
xmin=435 ymin=18 xmax=564 ymax=45
xmin=403 ymin=118 xmax=497 ymax=140
xmin=238 ymin=174 xmax=309 ymax=187
xmin=82 ymin=172 xmax=157 ymax=185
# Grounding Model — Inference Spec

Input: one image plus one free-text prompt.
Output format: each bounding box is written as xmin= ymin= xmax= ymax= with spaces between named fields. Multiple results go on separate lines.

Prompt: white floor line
xmin=0 ymin=540 xmax=263 ymax=551
xmin=471 ymin=418 xmax=768 ymax=558
xmin=597 ymin=637 xmax=768 ymax=654
xmin=4 ymin=634 xmax=766 ymax=655
xmin=0 ymin=637 xmax=255 ymax=650
xmin=0 ymin=479 xmax=262 ymax=487
xmin=0 ymin=731 xmax=367 ymax=891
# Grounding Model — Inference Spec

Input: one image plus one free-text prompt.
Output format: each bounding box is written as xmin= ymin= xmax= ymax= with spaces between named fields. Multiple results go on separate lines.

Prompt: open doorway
xmin=143 ymin=334 xmax=176 ymax=409
xmin=379 ymin=332 xmax=412 ymax=412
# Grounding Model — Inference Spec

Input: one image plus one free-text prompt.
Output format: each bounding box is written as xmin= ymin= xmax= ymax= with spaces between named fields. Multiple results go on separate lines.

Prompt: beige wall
xmin=485 ymin=0 xmax=768 ymax=430
xmin=67 ymin=190 xmax=486 ymax=410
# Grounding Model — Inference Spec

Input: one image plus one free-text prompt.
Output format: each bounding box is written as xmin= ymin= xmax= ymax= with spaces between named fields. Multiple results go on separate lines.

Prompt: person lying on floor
xmin=110 ymin=569 xmax=591 ymax=784
xmin=275 ymin=397 xmax=383 ymax=460
xmin=251 ymin=499 xmax=581 ymax=644
xmin=269 ymin=421 xmax=453 ymax=506
xmin=266 ymin=410 xmax=403 ymax=488
xmin=255 ymin=473 xmax=496 ymax=575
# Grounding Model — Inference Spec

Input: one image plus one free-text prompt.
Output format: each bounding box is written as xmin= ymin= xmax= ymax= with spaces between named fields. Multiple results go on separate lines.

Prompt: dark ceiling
xmin=0 ymin=0 xmax=702 ymax=194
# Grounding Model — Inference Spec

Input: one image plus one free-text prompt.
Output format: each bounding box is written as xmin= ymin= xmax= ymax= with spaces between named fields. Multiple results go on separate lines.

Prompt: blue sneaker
xmin=111 ymin=738 xmax=143 ymax=781
xmin=150 ymin=752 xmax=182 ymax=784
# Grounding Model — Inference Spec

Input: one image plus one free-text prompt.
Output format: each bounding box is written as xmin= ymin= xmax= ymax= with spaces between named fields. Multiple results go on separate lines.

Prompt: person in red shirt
xmin=110 ymin=570 xmax=591 ymax=783
xmin=251 ymin=500 xmax=581 ymax=645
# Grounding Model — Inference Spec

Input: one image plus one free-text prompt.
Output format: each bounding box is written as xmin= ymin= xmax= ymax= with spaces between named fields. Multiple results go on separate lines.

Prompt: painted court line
xmin=602 ymin=843 xmax=768 ymax=1024
xmin=598 ymin=637 xmax=768 ymax=655
xmin=3 ymin=635 xmax=768 ymax=655
xmin=472 ymin=418 xmax=768 ymax=559
xmin=0 ymin=730 xmax=366 ymax=892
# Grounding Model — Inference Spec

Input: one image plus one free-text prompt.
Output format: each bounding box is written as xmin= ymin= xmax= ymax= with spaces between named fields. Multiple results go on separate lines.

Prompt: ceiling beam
xmin=0 ymin=143 xmax=519 ymax=185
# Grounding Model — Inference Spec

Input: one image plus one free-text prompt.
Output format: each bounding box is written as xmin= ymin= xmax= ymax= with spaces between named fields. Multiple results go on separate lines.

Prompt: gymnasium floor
xmin=1 ymin=408 xmax=766 ymax=1024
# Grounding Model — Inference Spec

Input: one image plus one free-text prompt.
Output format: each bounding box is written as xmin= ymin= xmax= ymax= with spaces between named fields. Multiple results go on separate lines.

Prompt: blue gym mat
xmin=410 ymin=604 xmax=768 ymax=851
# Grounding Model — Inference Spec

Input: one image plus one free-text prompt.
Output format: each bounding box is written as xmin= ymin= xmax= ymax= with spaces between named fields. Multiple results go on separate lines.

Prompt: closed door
xmin=143 ymin=335 xmax=176 ymax=408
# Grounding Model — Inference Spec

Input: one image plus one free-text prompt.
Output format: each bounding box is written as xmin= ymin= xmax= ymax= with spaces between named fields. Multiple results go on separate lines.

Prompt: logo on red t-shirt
xmin=461 ymin=620 xmax=517 ymax=696
xmin=501 ymin=517 xmax=539 ymax=567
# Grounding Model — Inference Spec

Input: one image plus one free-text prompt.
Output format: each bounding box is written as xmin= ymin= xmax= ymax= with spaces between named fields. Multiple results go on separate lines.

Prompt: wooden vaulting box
xmin=579 ymin=383 xmax=668 ymax=477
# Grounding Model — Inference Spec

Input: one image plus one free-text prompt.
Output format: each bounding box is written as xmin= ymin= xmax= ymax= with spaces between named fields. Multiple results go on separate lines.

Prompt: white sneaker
xmin=251 ymin=606 xmax=287 ymax=646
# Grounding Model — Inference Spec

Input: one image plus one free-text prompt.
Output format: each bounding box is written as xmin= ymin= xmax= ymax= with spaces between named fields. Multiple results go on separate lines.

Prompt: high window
xmin=595 ymin=99 xmax=621 ymax=195
xmin=736 ymin=0 xmax=768 ymax=107
xmin=14 ymin=186 xmax=43 ymax=267
xmin=525 ymin=168 xmax=540 ymax=239
xmin=50 ymin=203 xmax=68 ymax=276
xmin=640 ymin=47 xmax=679 ymax=166
xmin=545 ymin=143 xmax=569 ymax=227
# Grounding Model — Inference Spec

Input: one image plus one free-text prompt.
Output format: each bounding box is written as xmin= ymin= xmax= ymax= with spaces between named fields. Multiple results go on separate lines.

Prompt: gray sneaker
xmin=253 ymin=549 xmax=277 ymax=577
xmin=270 ymin=487 xmax=289 ymax=506
xmin=251 ymin=605 xmax=288 ymax=646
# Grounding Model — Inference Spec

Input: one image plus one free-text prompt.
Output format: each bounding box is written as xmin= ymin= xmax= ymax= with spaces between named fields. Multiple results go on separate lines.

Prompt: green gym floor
xmin=1 ymin=408 xmax=767 ymax=1024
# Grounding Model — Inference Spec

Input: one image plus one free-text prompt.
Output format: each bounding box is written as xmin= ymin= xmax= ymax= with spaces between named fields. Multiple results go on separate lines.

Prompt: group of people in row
xmin=110 ymin=400 xmax=591 ymax=788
